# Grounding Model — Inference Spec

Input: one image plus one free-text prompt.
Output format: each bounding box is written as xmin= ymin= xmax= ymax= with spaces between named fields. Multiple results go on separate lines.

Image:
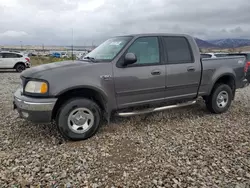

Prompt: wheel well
xmin=211 ymin=75 xmax=236 ymax=97
xmin=51 ymin=88 xmax=106 ymax=120
xmin=14 ymin=62 xmax=25 ymax=69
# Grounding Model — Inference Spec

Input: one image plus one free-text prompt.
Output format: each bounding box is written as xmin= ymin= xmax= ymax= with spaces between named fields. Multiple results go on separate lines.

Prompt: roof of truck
xmin=117 ymin=33 xmax=192 ymax=38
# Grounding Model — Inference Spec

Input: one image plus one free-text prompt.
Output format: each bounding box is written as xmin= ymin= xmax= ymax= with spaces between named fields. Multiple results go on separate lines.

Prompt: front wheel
xmin=56 ymin=98 xmax=101 ymax=141
xmin=206 ymin=84 xmax=233 ymax=114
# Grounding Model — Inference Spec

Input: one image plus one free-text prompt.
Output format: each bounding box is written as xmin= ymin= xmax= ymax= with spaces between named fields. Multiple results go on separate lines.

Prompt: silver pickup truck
xmin=13 ymin=33 xmax=250 ymax=141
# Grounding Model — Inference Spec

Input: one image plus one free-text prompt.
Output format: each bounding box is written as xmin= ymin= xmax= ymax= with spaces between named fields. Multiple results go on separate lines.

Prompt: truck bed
xmin=199 ymin=56 xmax=246 ymax=96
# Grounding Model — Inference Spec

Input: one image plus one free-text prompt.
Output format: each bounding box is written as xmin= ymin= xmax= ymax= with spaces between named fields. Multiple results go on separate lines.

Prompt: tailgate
xmin=227 ymin=53 xmax=250 ymax=83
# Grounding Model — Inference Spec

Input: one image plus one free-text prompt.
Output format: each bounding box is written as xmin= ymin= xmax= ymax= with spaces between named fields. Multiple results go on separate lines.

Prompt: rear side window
xmin=163 ymin=37 xmax=193 ymax=64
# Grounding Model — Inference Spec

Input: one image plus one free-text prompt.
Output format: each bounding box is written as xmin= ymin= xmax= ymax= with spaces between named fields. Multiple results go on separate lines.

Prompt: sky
xmin=0 ymin=0 xmax=249 ymax=46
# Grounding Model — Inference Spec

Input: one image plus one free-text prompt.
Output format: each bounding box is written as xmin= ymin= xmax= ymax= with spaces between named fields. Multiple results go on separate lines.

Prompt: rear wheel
xmin=56 ymin=98 xmax=101 ymax=141
xmin=206 ymin=84 xmax=233 ymax=114
xmin=15 ymin=63 xmax=26 ymax=72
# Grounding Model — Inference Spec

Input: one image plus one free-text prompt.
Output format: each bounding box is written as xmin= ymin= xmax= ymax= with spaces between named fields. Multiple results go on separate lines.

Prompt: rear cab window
xmin=245 ymin=54 xmax=250 ymax=62
xmin=162 ymin=36 xmax=194 ymax=64
xmin=201 ymin=54 xmax=212 ymax=58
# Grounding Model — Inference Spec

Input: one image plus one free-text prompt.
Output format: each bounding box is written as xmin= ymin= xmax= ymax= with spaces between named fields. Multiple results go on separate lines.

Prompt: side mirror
xmin=124 ymin=53 xmax=137 ymax=66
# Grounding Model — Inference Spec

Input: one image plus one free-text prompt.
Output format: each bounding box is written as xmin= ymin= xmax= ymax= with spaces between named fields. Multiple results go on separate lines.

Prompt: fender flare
xmin=13 ymin=62 xmax=25 ymax=69
xmin=208 ymin=73 xmax=236 ymax=95
xmin=56 ymin=85 xmax=108 ymax=102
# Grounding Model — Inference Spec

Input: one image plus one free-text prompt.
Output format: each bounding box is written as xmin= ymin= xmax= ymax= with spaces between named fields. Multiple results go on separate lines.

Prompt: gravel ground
xmin=1 ymin=71 xmax=250 ymax=187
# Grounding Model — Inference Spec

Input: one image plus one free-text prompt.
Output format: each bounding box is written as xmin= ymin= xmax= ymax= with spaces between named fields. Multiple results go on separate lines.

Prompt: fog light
xmin=21 ymin=112 xmax=29 ymax=118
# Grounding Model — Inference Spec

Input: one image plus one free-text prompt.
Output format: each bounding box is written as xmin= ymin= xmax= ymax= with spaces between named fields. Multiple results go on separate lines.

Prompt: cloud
xmin=0 ymin=0 xmax=249 ymax=45
xmin=0 ymin=30 xmax=28 ymax=38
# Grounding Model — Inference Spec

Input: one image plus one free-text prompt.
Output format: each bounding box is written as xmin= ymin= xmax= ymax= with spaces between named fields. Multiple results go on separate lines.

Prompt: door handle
xmin=187 ymin=66 xmax=195 ymax=72
xmin=151 ymin=70 xmax=161 ymax=75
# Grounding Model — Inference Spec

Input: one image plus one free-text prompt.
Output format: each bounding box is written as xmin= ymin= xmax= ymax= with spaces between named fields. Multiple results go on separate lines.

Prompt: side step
xmin=117 ymin=100 xmax=196 ymax=117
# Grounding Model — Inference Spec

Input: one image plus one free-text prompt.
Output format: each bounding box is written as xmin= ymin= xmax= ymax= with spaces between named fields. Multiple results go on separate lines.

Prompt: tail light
xmin=25 ymin=57 xmax=30 ymax=63
xmin=244 ymin=61 xmax=250 ymax=73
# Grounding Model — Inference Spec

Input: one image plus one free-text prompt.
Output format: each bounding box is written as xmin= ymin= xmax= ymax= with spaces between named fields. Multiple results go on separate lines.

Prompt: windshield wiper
xmin=83 ymin=56 xmax=96 ymax=62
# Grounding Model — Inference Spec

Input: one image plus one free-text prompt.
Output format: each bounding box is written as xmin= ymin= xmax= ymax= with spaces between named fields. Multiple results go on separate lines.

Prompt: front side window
xmin=126 ymin=37 xmax=160 ymax=65
xmin=83 ymin=36 xmax=132 ymax=61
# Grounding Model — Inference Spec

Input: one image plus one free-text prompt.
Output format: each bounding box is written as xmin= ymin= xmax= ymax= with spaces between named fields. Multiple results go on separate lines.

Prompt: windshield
xmin=83 ymin=36 xmax=132 ymax=61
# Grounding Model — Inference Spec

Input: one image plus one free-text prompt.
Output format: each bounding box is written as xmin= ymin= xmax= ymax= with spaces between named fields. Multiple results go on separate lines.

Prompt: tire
xmin=206 ymin=84 xmax=233 ymax=114
xmin=15 ymin=63 xmax=26 ymax=73
xmin=56 ymin=98 xmax=101 ymax=141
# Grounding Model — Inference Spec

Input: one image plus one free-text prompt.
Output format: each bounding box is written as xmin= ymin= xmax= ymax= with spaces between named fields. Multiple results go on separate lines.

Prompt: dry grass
xmin=30 ymin=56 xmax=74 ymax=66
xmin=202 ymin=46 xmax=250 ymax=53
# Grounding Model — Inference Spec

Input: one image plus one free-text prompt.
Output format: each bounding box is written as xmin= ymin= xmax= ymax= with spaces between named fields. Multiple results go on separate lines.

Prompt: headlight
xmin=25 ymin=81 xmax=48 ymax=94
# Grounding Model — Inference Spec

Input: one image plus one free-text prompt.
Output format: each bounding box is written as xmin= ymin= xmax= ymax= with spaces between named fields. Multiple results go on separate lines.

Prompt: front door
xmin=161 ymin=36 xmax=201 ymax=100
xmin=0 ymin=53 xmax=4 ymax=68
xmin=113 ymin=36 xmax=166 ymax=109
xmin=1 ymin=53 xmax=16 ymax=68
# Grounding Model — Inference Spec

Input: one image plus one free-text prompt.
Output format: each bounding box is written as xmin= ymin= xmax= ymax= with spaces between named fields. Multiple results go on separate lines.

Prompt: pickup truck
xmin=13 ymin=33 xmax=250 ymax=141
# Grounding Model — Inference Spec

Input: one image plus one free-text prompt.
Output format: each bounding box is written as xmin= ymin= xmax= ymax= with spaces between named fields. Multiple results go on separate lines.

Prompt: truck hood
xmin=21 ymin=60 xmax=90 ymax=78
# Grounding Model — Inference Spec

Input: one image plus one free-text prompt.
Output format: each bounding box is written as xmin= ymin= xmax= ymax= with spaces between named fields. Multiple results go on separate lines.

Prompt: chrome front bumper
xmin=13 ymin=88 xmax=57 ymax=123
xmin=14 ymin=97 xmax=56 ymax=111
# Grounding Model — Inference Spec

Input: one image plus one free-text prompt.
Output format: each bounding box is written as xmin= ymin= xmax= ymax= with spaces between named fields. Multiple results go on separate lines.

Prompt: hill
xmin=208 ymin=39 xmax=250 ymax=48
xmin=194 ymin=38 xmax=218 ymax=48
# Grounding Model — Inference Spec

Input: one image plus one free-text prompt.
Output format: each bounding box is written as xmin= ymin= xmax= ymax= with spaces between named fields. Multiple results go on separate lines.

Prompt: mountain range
xmin=194 ymin=38 xmax=250 ymax=49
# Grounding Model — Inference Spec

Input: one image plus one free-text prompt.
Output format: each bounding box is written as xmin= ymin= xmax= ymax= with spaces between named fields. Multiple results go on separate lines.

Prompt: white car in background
xmin=201 ymin=52 xmax=228 ymax=58
xmin=61 ymin=52 xmax=69 ymax=58
xmin=0 ymin=52 xmax=31 ymax=72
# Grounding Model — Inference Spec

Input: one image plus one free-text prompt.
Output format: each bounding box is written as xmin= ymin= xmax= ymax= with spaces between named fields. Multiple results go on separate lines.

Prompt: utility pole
xmin=20 ymin=41 xmax=23 ymax=51
xmin=71 ymin=28 xmax=74 ymax=61
xmin=42 ymin=43 xmax=45 ymax=53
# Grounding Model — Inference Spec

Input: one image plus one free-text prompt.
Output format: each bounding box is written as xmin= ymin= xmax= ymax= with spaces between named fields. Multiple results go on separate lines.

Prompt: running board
xmin=117 ymin=100 xmax=196 ymax=117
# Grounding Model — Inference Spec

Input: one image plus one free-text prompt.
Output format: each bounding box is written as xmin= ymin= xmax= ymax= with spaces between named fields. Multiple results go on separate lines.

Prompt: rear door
xmin=161 ymin=36 xmax=201 ymax=100
xmin=113 ymin=36 xmax=166 ymax=108
xmin=14 ymin=53 xmax=23 ymax=65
